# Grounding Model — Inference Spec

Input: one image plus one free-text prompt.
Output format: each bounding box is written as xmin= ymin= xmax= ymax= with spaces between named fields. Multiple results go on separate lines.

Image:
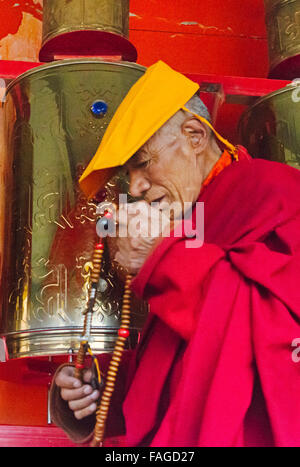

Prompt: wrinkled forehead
xmin=125 ymin=147 xmax=148 ymax=168
xmin=127 ymin=115 xmax=183 ymax=168
xmin=124 ymin=134 xmax=158 ymax=168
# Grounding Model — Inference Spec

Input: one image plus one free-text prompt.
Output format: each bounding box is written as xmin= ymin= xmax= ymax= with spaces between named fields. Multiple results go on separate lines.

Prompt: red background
xmin=0 ymin=0 xmax=269 ymax=76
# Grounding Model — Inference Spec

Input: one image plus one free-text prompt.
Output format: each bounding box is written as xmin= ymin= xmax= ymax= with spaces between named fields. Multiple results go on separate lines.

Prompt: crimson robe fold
xmin=123 ymin=147 xmax=300 ymax=447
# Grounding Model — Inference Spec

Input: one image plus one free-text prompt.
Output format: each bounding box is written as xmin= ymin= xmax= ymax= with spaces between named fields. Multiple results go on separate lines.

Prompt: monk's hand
xmin=115 ymin=200 xmax=169 ymax=275
xmin=55 ymin=366 xmax=100 ymax=420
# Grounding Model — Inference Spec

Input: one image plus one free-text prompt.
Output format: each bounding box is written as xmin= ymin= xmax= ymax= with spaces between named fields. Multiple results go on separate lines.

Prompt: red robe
xmin=51 ymin=146 xmax=300 ymax=447
xmin=119 ymin=146 xmax=300 ymax=447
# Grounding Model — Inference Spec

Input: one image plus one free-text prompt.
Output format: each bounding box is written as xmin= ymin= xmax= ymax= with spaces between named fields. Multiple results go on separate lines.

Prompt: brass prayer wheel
xmin=238 ymin=82 xmax=300 ymax=169
xmin=39 ymin=0 xmax=137 ymax=62
xmin=264 ymin=0 xmax=300 ymax=79
xmin=0 ymin=59 xmax=148 ymax=360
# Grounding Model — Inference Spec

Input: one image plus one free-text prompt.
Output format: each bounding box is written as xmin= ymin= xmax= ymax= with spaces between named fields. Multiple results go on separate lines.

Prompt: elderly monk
xmin=50 ymin=61 xmax=300 ymax=447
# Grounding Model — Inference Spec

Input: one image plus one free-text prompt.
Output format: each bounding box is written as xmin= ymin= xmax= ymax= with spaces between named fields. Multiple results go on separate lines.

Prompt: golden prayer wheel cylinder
xmin=39 ymin=0 xmax=137 ymax=62
xmin=0 ymin=59 xmax=148 ymax=360
xmin=238 ymin=82 xmax=300 ymax=169
xmin=264 ymin=0 xmax=300 ymax=79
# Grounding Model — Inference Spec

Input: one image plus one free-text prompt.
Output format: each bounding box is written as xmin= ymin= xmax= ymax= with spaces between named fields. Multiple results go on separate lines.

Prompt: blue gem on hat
xmin=90 ymin=100 xmax=108 ymax=118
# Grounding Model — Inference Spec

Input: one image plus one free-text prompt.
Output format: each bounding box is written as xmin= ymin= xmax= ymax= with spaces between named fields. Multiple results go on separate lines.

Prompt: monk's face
xmin=125 ymin=116 xmax=216 ymax=217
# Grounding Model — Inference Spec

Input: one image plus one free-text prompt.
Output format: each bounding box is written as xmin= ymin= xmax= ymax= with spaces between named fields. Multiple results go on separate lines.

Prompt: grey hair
xmin=184 ymin=93 xmax=211 ymax=123
xmin=149 ymin=92 xmax=213 ymax=143
xmin=129 ymin=93 xmax=214 ymax=166
xmin=162 ymin=92 xmax=212 ymax=133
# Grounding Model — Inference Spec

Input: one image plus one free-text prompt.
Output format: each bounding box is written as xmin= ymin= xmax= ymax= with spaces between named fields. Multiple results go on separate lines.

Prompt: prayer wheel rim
xmin=1 ymin=59 xmax=148 ymax=359
xmin=5 ymin=58 xmax=145 ymax=95
xmin=40 ymin=0 xmax=136 ymax=62
xmin=264 ymin=0 xmax=297 ymax=12
xmin=241 ymin=82 xmax=298 ymax=112
xmin=39 ymin=30 xmax=138 ymax=63
xmin=264 ymin=0 xmax=300 ymax=79
xmin=238 ymin=82 xmax=300 ymax=170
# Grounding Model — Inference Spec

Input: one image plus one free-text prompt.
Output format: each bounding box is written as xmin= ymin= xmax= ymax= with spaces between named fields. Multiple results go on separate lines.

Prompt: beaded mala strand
xmin=91 ymin=273 xmax=132 ymax=447
xmin=74 ymin=240 xmax=105 ymax=382
xmin=75 ymin=213 xmax=133 ymax=447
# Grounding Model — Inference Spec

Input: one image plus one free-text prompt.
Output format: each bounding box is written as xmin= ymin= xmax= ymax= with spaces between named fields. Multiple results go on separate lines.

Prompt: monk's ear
xmin=181 ymin=118 xmax=209 ymax=150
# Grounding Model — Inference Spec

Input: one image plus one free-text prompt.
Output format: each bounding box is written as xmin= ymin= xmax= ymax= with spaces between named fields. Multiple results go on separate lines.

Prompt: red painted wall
xmin=130 ymin=0 xmax=269 ymax=77
xmin=0 ymin=0 xmax=270 ymax=76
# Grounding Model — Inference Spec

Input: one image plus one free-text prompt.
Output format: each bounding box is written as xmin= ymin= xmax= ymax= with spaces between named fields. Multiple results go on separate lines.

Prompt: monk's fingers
xmin=82 ymin=369 xmax=93 ymax=384
xmin=68 ymin=390 xmax=99 ymax=411
xmin=68 ymin=390 xmax=100 ymax=419
xmin=55 ymin=366 xmax=93 ymax=390
xmin=74 ymin=403 xmax=98 ymax=420
xmin=130 ymin=236 xmax=157 ymax=250
xmin=115 ymin=250 xmax=138 ymax=266
xmin=60 ymin=370 xmax=95 ymax=402
xmin=118 ymin=200 xmax=151 ymax=222
xmin=129 ymin=237 xmax=146 ymax=249
xmin=117 ymin=201 xmax=154 ymax=236
xmin=115 ymin=247 xmax=147 ymax=262
xmin=55 ymin=365 xmax=81 ymax=390
xmin=114 ymin=251 xmax=128 ymax=269
xmin=127 ymin=261 xmax=144 ymax=275
xmin=114 ymin=251 xmax=144 ymax=274
xmin=116 ymin=237 xmax=155 ymax=255
xmin=116 ymin=237 xmax=131 ymax=254
xmin=60 ymin=382 xmax=92 ymax=401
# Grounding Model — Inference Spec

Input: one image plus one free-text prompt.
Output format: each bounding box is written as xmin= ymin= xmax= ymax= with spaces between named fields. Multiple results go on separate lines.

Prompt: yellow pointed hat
xmin=79 ymin=60 xmax=199 ymax=198
xmin=79 ymin=60 xmax=237 ymax=198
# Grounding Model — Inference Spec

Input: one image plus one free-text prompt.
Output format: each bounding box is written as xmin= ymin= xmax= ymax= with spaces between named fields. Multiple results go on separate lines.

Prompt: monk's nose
xmin=129 ymin=170 xmax=151 ymax=198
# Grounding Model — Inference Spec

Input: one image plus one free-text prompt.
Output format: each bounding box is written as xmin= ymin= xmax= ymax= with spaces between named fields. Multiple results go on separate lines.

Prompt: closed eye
xmin=132 ymin=159 xmax=151 ymax=169
xmin=125 ymin=151 xmax=152 ymax=171
xmin=136 ymin=160 xmax=151 ymax=169
xmin=123 ymin=160 xmax=150 ymax=178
